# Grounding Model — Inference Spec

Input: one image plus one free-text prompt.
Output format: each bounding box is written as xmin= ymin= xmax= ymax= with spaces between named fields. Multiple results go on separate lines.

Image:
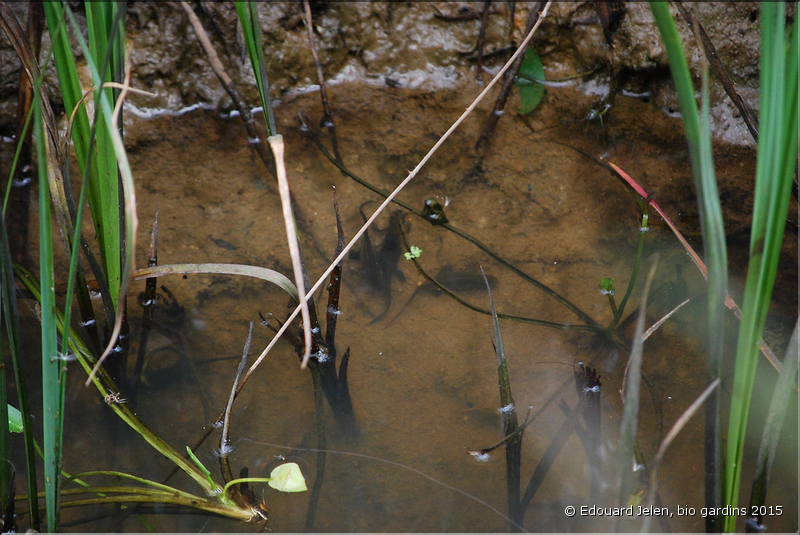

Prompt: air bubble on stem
xmin=51 ymin=352 xmax=77 ymax=362
xmin=468 ymin=450 xmax=491 ymax=462
xmin=214 ymin=443 xmax=235 ymax=457
xmin=498 ymin=403 xmax=515 ymax=414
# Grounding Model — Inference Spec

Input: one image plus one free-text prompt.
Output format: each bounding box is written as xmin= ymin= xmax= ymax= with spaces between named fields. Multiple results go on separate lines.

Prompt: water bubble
xmin=51 ymin=352 xmax=77 ymax=362
xmin=468 ymin=450 xmax=491 ymax=462
xmin=213 ymin=443 xmax=235 ymax=457
xmin=498 ymin=403 xmax=515 ymax=414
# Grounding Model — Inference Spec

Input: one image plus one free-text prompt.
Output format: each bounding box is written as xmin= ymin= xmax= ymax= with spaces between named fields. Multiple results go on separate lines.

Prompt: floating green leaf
xmin=515 ymin=48 xmax=545 ymax=115
xmin=267 ymin=462 xmax=307 ymax=493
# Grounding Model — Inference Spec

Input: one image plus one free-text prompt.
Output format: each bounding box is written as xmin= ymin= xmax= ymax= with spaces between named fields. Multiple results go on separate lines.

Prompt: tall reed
xmin=651 ymin=2 xmax=797 ymax=530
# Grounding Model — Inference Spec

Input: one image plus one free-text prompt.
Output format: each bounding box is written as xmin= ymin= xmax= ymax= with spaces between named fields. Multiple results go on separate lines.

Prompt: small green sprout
xmin=404 ymin=245 xmax=422 ymax=260
xmin=600 ymin=277 xmax=615 ymax=295
xmin=186 ymin=446 xmax=218 ymax=493
xmin=8 ymin=405 xmax=22 ymax=433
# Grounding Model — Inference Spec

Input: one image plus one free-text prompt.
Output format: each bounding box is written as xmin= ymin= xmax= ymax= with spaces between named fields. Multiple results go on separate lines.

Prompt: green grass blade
xmin=43 ymin=2 xmax=123 ymax=308
xmin=234 ymin=1 xmax=277 ymax=136
xmin=34 ymin=95 xmax=63 ymax=533
xmin=83 ymin=1 xmax=124 ymax=305
xmin=723 ymin=5 xmax=798 ymax=530
xmin=13 ymin=264 xmax=221 ymax=498
xmin=57 ymin=5 xmax=139 ymax=380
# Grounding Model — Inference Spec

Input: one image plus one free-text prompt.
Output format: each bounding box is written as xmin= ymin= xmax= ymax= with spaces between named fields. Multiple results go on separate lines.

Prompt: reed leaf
xmin=33 ymin=94 xmax=64 ymax=532
xmin=42 ymin=2 xmax=123 ymax=308
xmin=54 ymin=4 xmax=139 ymax=382
xmin=234 ymin=1 xmax=276 ymax=137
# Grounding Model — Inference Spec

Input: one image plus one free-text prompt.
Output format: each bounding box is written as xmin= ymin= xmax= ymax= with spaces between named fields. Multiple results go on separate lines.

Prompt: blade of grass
xmin=52 ymin=5 xmax=139 ymax=384
xmin=234 ymin=1 xmax=276 ymax=137
xmin=83 ymin=2 xmax=124 ymax=305
xmin=0 ymin=26 xmax=41 ymax=529
xmin=0 ymin=266 xmax=9 ymax=528
xmin=130 ymin=263 xmax=298 ymax=301
xmin=34 ymin=93 xmax=64 ymax=533
xmin=42 ymin=2 xmax=123 ymax=309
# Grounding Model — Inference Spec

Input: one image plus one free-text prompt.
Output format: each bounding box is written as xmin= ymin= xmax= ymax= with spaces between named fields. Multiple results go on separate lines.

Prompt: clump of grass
xmin=650 ymin=3 xmax=798 ymax=531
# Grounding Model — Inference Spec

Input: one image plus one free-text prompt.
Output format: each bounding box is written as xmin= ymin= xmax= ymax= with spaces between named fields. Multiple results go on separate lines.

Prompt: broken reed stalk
xmin=267 ymin=135 xmax=313 ymax=367
xmin=475 ymin=1 xmax=546 ymax=150
xmin=179 ymin=1 xmax=274 ymax=174
xmin=304 ymin=364 xmax=327 ymax=532
xmin=130 ymin=211 xmax=159 ymax=403
xmin=482 ymin=266 xmax=522 ymax=530
xmin=301 ymin=0 xmax=341 ymax=162
xmin=219 ymin=323 xmax=252 ymax=486
xmin=239 ymin=1 xmax=553 ymax=388
xmin=573 ymin=363 xmax=602 ymax=500
xmin=673 ymin=1 xmax=759 ymax=142
xmin=474 ymin=0 xmax=492 ymax=83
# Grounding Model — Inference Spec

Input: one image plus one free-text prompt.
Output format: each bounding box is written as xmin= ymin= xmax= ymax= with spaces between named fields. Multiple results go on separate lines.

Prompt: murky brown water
xmin=12 ymin=74 xmax=798 ymax=532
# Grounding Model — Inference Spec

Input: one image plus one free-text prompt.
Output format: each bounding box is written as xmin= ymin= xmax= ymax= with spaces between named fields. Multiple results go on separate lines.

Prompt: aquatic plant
xmin=651 ymin=3 xmax=797 ymax=531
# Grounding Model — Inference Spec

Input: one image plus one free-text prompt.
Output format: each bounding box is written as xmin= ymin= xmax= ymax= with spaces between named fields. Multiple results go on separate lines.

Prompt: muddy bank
xmin=0 ymin=2 xmax=786 ymax=146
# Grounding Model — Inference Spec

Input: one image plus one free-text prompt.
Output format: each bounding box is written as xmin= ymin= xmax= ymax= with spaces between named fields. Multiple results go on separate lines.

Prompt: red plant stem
xmin=606 ymin=161 xmax=781 ymax=372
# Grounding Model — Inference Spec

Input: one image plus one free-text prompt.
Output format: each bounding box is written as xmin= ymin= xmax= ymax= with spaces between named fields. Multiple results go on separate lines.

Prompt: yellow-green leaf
xmin=268 ymin=462 xmax=307 ymax=493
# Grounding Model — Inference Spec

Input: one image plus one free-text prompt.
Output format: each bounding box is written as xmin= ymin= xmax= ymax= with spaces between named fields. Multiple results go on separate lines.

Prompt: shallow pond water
xmin=12 ymin=71 xmax=798 ymax=532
